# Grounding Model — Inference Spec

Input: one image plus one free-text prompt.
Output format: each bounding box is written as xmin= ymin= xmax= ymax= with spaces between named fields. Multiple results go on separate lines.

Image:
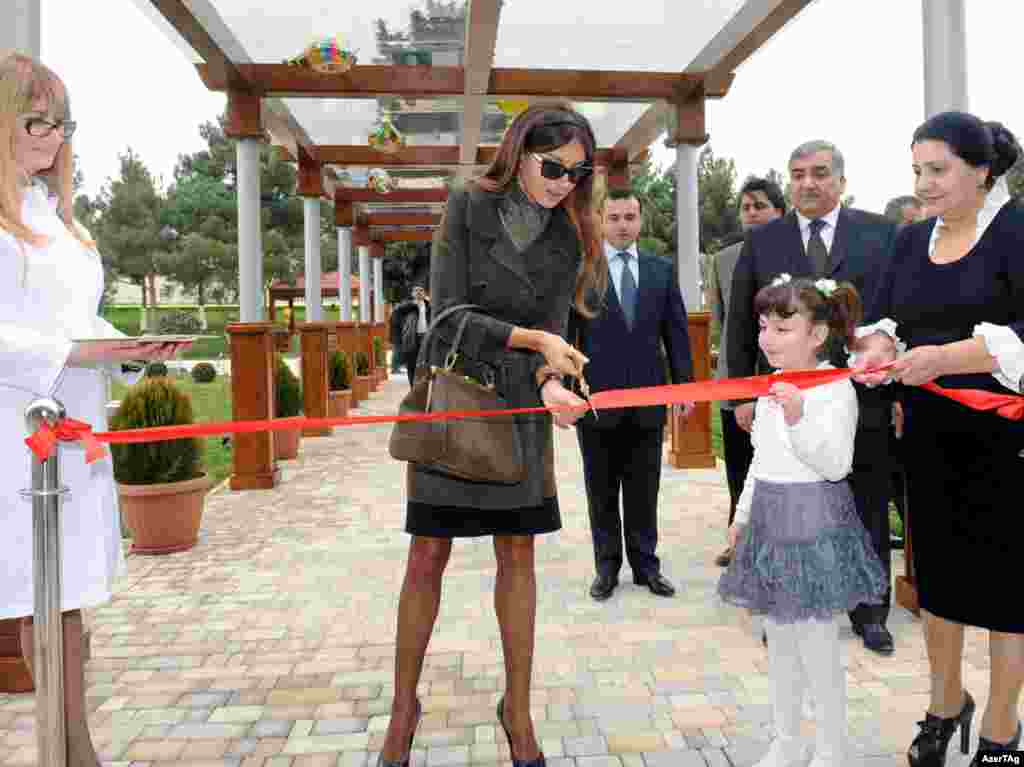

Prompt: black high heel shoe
xmin=969 ymin=721 xmax=1022 ymax=767
xmin=497 ymin=695 xmax=546 ymax=767
xmin=908 ymin=690 xmax=976 ymax=767
xmin=377 ymin=698 xmax=422 ymax=767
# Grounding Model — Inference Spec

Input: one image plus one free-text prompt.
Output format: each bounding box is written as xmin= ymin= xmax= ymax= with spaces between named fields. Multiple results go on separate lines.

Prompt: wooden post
xmin=335 ymin=321 xmax=360 ymax=405
xmin=298 ymin=322 xmax=331 ymax=437
xmin=227 ymin=322 xmax=280 ymax=490
xmin=668 ymin=312 xmax=716 ymax=469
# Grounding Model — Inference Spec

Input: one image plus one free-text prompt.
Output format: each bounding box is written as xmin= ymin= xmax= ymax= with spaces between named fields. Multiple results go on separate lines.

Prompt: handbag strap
xmin=421 ymin=302 xmax=486 ymax=366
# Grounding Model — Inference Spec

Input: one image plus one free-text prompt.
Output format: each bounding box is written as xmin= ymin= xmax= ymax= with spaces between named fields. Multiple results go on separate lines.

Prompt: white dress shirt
xmin=604 ymin=241 xmax=639 ymax=301
xmin=855 ymin=177 xmax=1023 ymax=392
xmin=416 ymin=299 xmax=428 ymax=333
xmin=733 ymin=363 xmax=858 ymax=528
xmin=796 ymin=203 xmax=842 ymax=254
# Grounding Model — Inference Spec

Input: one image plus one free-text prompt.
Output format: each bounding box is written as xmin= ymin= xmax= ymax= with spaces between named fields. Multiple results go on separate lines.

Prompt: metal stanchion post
xmin=21 ymin=398 xmax=69 ymax=767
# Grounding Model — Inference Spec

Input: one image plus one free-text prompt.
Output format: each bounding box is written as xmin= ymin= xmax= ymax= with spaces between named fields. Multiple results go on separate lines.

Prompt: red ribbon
xmin=25 ymin=417 xmax=107 ymax=464
xmin=23 ymin=365 xmax=1022 ymax=463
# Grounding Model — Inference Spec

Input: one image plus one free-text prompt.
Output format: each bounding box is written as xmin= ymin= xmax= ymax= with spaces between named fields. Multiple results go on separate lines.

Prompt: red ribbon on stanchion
xmin=25 ymin=417 xmax=107 ymax=463
xmin=24 ymin=365 xmax=1022 ymax=464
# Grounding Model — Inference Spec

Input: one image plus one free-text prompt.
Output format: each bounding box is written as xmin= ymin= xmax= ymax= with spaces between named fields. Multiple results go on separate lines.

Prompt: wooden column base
xmin=227 ymin=322 xmax=280 ymax=491
xmin=0 ymin=620 xmax=90 ymax=693
xmin=299 ymin=322 xmax=331 ymax=437
xmin=668 ymin=312 xmax=716 ymax=469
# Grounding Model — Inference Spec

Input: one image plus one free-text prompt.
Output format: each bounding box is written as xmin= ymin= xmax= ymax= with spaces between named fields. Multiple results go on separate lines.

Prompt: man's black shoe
xmin=633 ymin=573 xmax=676 ymax=597
xmin=590 ymin=574 xmax=618 ymax=601
xmin=853 ymin=622 xmax=894 ymax=655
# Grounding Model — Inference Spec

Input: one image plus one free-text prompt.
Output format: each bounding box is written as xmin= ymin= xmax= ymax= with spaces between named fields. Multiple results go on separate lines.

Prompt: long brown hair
xmin=0 ymin=51 xmax=76 ymax=247
xmin=475 ymin=103 xmax=606 ymax=317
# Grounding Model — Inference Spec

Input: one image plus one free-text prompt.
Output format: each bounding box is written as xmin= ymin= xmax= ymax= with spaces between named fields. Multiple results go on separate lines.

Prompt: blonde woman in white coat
xmin=0 ymin=52 xmax=187 ymax=766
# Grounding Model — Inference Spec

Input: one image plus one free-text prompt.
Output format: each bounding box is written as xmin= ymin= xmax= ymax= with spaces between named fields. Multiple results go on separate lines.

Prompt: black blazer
xmin=568 ymin=251 xmax=694 ymax=430
xmin=725 ymin=207 xmax=898 ymax=429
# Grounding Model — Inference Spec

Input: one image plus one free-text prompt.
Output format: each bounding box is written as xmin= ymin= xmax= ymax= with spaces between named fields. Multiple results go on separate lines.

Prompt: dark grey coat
xmin=407 ymin=183 xmax=582 ymax=510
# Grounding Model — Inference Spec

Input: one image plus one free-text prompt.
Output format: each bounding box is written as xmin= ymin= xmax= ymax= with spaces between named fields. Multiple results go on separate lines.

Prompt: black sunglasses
xmin=533 ymin=154 xmax=593 ymax=184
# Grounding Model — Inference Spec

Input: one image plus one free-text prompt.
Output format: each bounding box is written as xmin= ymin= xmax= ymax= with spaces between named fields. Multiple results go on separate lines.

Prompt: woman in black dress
xmin=377 ymin=104 xmax=605 ymax=767
xmin=855 ymin=111 xmax=1023 ymax=767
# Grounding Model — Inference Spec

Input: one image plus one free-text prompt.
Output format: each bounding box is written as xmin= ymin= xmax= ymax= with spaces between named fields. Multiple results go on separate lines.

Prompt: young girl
xmin=718 ymin=275 xmax=888 ymax=767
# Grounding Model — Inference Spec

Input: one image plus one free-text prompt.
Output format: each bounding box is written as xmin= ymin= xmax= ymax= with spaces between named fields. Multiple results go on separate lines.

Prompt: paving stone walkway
xmin=2 ymin=374 xmax=1018 ymax=767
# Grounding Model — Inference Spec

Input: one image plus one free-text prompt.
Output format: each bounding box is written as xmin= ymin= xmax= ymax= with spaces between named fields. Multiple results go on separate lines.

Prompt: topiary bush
xmin=110 ymin=378 xmax=202 ymax=485
xmin=355 ymin=351 xmax=370 ymax=376
xmin=157 ymin=309 xmax=202 ymax=335
xmin=145 ymin=361 xmax=168 ymax=378
xmin=373 ymin=335 xmax=386 ymax=366
xmin=329 ymin=351 xmax=351 ymax=391
xmin=191 ymin=362 xmax=217 ymax=383
xmin=275 ymin=356 xmax=303 ymax=417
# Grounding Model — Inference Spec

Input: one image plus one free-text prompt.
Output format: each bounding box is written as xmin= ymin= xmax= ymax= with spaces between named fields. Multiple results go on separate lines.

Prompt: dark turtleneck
xmin=498 ymin=179 xmax=552 ymax=253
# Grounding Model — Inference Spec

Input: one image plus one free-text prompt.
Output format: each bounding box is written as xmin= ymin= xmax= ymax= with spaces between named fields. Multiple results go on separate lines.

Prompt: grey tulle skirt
xmin=717 ymin=479 xmax=888 ymax=624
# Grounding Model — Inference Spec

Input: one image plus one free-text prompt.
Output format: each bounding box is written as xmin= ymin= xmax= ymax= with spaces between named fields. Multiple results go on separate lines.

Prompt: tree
xmin=93 ymin=149 xmax=163 ymax=321
xmin=697 ymin=145 xmax=740 ymax=252
xmin=1007 ymin=161 xmax=1024 ymax=199
xmin=155 ymin=229 xmax=236 ymax=319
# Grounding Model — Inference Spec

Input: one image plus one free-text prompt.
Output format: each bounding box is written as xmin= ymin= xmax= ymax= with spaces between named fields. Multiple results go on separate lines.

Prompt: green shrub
xmin=145 ymin=361 xmax=168 ymax=378
xmin=275 ymin=356 xmax=303 ymax=417
xmin=329 ymin=351 xmax=351 ymax=391
xmin=191 ymin=362 xmax=217 ymax=383
xmin=110 ymin=378 xmax=202 ymax=485
xmin=372 ymin=335 xmax=386 ymax=366
xmin=355 ymin=351 xmax=370 ymax=376
xmin=157 ymin=309 xmax=202 ymax=335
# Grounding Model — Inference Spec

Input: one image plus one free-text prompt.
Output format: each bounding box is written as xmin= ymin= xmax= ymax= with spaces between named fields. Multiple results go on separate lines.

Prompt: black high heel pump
xmin=907 ymin=690 xmax=976 ymax=767
xmin=497 ymin=695 xmax=546 ymax=767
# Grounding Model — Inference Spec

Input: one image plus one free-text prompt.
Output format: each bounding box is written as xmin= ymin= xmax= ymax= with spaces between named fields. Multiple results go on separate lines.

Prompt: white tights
xmin=760 ymin=615 xmax=846 ymax=767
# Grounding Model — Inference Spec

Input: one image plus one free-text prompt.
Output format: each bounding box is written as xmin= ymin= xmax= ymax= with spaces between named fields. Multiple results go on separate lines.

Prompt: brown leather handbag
xmin=388 ymin=303 xmax=525 ymax=484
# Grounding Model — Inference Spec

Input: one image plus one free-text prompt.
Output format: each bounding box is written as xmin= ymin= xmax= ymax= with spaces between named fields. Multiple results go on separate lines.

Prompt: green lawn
xmin=710 ymin=404 xmax=723 ymax=460
xmin=111 ymin=373 xmax=233 ymax=490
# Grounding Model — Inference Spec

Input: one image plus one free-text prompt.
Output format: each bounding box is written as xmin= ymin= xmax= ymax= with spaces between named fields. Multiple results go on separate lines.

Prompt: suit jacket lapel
xmin=636 ymin=252 xmax=655 ymax=328
xmin=828 ymin=207 xmax=850 ymax=275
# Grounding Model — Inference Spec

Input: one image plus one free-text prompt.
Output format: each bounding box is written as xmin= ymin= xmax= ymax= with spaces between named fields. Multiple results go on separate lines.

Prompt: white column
xmin=338 ymin=228 xmax=353 ymax=321
xmin=373 ymin=257 xmax=385 ymax=322
xmin=675 ymin=144 xmax=702 ymax=313
xmin=922 ymin=0 xmax=968 ymax=117
xmin=303 ymin=198 xmax=322 ymax=321
xmin=237 ymin=139 xmax=264 ymax=322
xmin=3 ymin=0 xmax=40 ymax=57
xmin=358 ymin=246 xmax=371 ymax=323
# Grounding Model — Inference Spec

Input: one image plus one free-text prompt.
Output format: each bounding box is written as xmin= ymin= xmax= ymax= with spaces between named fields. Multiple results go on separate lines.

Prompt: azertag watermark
xmin=977 ymin=752 xmax=1023 ymax=765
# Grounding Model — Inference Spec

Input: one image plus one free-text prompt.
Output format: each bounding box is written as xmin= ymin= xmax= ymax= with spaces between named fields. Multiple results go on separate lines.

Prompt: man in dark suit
xmin=389 ymin=285 xmax=431 ymax=387
xmin=726 ymin=140 xmax=899 ymax=655
xmin=569 ymin=189 xmax=695 ymax=602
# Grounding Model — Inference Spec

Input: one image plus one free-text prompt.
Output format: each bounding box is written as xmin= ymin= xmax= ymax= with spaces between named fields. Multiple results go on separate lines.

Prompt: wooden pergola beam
xmin=460 ymin=0 xmax=501 ymax=183
xmin=372 ymin=230 xmax=436 ymax=243
xmin=614 ymin=0 xmax=812 ymax=160
xmin=363 ymin=213 xmax=441 ymax=227
xmin=196 ymin=63 xmax=732 ymax=102
xmin=316 ymin=145 xmax=619 ymax=167
xmin=336 ymin=188 xmax=450 ymax=204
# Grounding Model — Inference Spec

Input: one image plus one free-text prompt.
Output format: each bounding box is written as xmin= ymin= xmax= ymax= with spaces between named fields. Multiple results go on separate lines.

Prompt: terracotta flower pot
xmin=275 ymin=428 xmax=301 ymax=461
xmin=329 ymin=389 xmax=352 ymax=418
xmin=353 ymin=374 xmax=371 ymax=402
xmin=118 ymin=473 xmax=209 ymax=555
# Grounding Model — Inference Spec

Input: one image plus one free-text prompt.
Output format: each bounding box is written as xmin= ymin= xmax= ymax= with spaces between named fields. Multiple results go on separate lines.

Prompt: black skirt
xmin=405 ymin=497 xmax=561 ymax=538
xmin=902 ymin=387 xmax=1024 ymax=633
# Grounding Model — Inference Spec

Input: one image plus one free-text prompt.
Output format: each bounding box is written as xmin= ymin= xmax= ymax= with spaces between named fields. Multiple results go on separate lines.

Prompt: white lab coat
xmin=1 ymin=183 xmax=127 ymax=619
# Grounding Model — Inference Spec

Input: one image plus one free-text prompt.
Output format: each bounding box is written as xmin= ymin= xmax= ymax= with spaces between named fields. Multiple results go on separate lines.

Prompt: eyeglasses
xmin=23 ymin=117 xmax=77 ymax=139
xmin=532 ymin=154 xmax=593 ymax=184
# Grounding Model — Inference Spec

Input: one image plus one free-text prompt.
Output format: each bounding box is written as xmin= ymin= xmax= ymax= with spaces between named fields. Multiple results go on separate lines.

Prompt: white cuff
xmin=974 ymin=322 xmax=1024 ymax=393
xmin=848 ymin=319 xmax=905 ymax=383
xmin=854 ymin=319 xmax=906 ymax=351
